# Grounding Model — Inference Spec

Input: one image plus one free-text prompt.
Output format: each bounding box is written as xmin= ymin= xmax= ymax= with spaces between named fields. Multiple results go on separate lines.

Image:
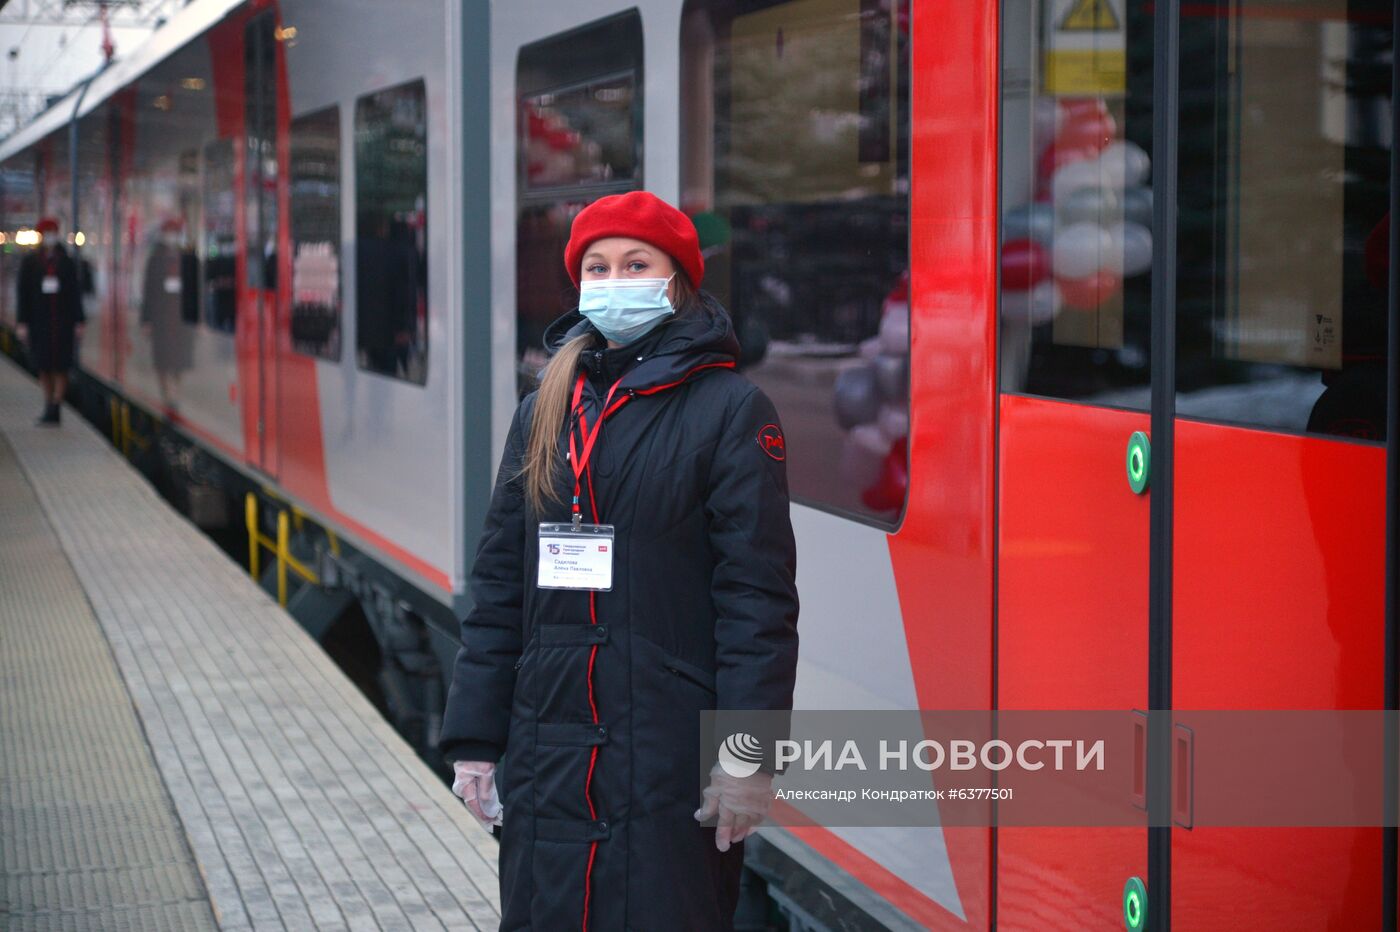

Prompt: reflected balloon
xmin=839 ymin=424 xmax=888 ymax=491
xmin=1033 ymin=98 xmax=1062 ymax=159
xmin=1003 ymin=203 xmax=1056 ymax=245
xmin=1050 ymin=160 xmax=1103 ymax=203
xmin=1122 ymin=186 xmax=1153 ymax=227
xmin=1058 ymin=186 xmax=1121 ymax=225
xmin=1097 ymin=140 xmax=1151 ymax=188
xmin=873 ymin=353 xmax=909 ymax=403
xmin=1110 ymin=221 xmax=1153 ymax=277
xmin=833 ymin=365 xmax=881 ymax=429
xmin=1037 ymin=141 xmax=1099 ymax=184
xmin=1002 ymin=279 xmax=1061 ymax=326
xmin=1058 ymin=269 xmax=1123 ymax=310
xmin=1000 ymin=238 xmax=1050 ymax=289
xmin=878 ymin=304 xmax=909 ymax=356
xmin=1052 ymin=222 xmax=1113 ymax=279
xmin=877 ymin=404 xmax=909 ymax=444
xmin=1057 ymin=106 xmax=1117 ymax=151
xmin=861 ymin=436 xmax=908 ymax=514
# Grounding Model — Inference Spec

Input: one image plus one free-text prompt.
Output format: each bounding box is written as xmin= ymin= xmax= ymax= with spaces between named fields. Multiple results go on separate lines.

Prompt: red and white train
xmin=1 ymin=0 xmax=1394 ymax=927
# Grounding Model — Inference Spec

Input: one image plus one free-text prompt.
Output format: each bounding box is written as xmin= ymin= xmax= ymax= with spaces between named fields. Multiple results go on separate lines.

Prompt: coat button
xmin=597 ymin=821 xmax=608 ymax=832
xmin=596 ymin=725 xmax=608 ymax=739
xmin=594 ymin=625 xmax=606 ymax=638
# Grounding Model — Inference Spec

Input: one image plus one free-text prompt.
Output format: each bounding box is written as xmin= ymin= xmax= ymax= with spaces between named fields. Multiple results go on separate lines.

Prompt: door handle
xmin=1131 ymin=709 xmax=1147 ymax=810
xmin=1173 ymin=721 xmax=1194 ymax=829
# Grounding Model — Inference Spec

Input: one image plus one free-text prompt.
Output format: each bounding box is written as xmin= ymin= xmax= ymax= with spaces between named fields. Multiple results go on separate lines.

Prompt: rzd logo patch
xmin=757 ymin=423 xmax=786 ymax=461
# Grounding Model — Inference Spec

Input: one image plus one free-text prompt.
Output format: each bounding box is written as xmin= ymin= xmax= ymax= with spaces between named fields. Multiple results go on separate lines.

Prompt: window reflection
xmin=524 ymin=75 xmax=637 ymax=191
xmin=999 ymin=0 xmax=1155 ymax=404
xmin=290 ymin=105 xmax=342 ymax=360
xmin=1175 ymin=0 xmax=1391 ymax=440
xmin=681 ymin=0 xmax=911 ymax=525
xmin=354 ymin=80 xmax=428 ymax=384
xmin=201 ymin=138 xmax=237 ymax=333
xmin=244 ymin=12 xmax=277 ymax=292
xmin=515 ymin=12 xmax=643 ymax=392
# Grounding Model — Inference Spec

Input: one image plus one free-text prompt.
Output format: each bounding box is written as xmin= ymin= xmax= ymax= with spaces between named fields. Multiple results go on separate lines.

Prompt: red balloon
xmin=1058 ymin=112 xmax=1117 ymax=151
xmin=1036 ymin=141 xmax=1099 ymax=184
xmin=1060 ymin=98 xmax=1111 ymax=121
xmin=1000 ymin=239 xmax=1049 ymax=290
xmin=1058 ymin=269 xmax=1123 ymax=310
xmin=861 ymin=437 xmax=908 ymax=513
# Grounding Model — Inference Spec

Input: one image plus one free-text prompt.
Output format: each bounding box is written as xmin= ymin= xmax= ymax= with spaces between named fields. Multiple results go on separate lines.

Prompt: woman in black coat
xmin=16 ymin=217 xmax=85 ymax=425
xmin=439 ymin=191 xmax=799 ymax=931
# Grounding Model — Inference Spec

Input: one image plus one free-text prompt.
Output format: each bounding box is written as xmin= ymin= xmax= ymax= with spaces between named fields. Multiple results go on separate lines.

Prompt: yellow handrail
xmin=246 ymin=493 xmax=319 ymax=607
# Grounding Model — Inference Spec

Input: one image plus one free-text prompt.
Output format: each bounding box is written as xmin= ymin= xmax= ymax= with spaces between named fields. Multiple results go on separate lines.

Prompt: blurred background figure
xmin=16 ymin=216 xmax=85 ymax=426
xmin=140 ymin=217 xmax=197 ymax=411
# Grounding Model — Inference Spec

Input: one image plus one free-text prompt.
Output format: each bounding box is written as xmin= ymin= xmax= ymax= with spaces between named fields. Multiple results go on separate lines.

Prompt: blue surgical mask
xmin=578 ymin=275 xmax=675 ymax=345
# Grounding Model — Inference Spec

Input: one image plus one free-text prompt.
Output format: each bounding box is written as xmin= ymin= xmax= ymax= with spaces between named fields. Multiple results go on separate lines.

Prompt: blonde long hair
xmin=522 ymin=271 xmax=699 ymax=513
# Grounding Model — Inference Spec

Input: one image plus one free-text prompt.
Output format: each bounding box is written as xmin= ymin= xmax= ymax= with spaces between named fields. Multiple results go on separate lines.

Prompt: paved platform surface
xmin=0 ymin=359 xmax=501 ymax=931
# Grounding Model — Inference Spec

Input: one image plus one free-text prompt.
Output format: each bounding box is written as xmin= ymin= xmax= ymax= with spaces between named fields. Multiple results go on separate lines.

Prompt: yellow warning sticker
xmin=1059 ymin=0 xmax=1121 ymax=31
xmin=1045 ymin=0 xmax=1126 ymax=95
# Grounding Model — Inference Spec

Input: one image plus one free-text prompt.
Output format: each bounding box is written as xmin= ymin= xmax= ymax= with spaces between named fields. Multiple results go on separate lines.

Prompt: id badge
xmin=537 ymin=522 xmax=614 ymax=591
xmin=41 ymin=275 xmax=59 ymax=294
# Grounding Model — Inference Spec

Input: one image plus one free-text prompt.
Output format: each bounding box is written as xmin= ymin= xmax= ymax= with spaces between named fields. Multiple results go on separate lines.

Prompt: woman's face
xmin=580 ymin=236 xmax=679 ymax=305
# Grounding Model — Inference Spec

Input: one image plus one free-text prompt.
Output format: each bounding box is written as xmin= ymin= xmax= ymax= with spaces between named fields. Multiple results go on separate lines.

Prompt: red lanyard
xmin=567 ymin=372 xmax=630 ymax=522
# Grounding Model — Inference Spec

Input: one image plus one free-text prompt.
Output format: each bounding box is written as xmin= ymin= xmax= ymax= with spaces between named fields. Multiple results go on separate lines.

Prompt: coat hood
xmin=541 ymin=291 xmax=741 ymax=393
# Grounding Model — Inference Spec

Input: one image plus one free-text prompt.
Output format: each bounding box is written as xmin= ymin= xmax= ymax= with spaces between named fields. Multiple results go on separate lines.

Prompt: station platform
xmin=0 ymin=360 xmax=501 ymax=930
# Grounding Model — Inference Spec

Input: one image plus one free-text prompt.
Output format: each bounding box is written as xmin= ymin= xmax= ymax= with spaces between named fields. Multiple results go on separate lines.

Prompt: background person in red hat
xmin=440 ymin=191 xmax=799 ymax=931
xmin=16 ymin=216 xmax=85 ymax=425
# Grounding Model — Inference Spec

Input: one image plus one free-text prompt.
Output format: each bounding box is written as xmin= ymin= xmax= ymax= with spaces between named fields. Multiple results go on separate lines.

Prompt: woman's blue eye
xmin=628 ymin=261 xmax=647 ymax=272
xmin=586 ymin=264 xmax=607 ymax=274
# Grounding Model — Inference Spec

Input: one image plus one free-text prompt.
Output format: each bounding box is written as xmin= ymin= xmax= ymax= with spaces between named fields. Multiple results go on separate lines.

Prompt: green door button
xmin=1123 ymin=876 xmax=1147 ymax=930
xmin=1126 ymin=431 xmax=1150 ymax=494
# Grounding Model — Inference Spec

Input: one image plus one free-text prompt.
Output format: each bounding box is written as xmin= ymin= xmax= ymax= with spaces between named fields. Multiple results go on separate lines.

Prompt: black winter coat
xmin=17 ymin=246 xmax=85 ymax=371
xmin=440 ymin=296 xmax=799 ymax=931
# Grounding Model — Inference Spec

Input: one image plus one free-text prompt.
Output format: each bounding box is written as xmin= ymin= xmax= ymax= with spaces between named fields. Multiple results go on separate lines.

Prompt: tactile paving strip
xmin=0 ymin=359 xmax=501 ymax=932
xmin=0 ymin=434 xmax=218 ymax=930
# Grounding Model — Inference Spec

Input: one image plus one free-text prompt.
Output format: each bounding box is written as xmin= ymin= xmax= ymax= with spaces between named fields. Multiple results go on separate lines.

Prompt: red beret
xmin=564 ymin=191 xmax=704 ymax=288
xmin=35 ymin=217 xmax=60 ymax=234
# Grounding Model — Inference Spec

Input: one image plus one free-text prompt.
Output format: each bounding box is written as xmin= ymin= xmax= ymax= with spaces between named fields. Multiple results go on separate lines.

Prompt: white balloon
xmin=878 ymin=304 xmax=909 ymax=356
xmin=1097 ymin=140 xmax=1151 ymax=189
xmin=1110 ymin=221 xmax=1153 ymax=276
xmin=1033 ymin=98 xmax=1063 ymax=159
xmin=1051 ymin=160 xmax=1103 ymax=203
xmin=1052 ymin=222 xmax=1113 ymax=279
xmin=839 ymin=424 xmax=888 ymax=489
xmin=1001 ymin=280 xmax=1061 ymax=326
xmin=877 ymin=404 xmax=909 ymax=444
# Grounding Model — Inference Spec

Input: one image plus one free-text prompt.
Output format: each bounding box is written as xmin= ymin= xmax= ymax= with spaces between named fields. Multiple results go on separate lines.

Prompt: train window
xmin=202 ymin=138 xmax=237 ymax=333
xmin=515 ymin=11 xmax=644 ymax=389
xmin=354 ymin=79 xmax=428 ymax=384
xmin=1173 ymin=1 xmax=1391 ymax=441
xmin=998 ymin=0 xmax=1154 ymax=405
xmin=289 ymin=106 xmax=342 ymax=360
xmin=244 ymin=11 xmax=278 ymax=292
xmin=680 ymin=0 xmax=911 ymax=526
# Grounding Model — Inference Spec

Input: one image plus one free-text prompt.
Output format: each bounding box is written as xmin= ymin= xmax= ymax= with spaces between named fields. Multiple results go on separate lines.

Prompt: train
xmin=0 ymin=0 xmax=1394 ymax=928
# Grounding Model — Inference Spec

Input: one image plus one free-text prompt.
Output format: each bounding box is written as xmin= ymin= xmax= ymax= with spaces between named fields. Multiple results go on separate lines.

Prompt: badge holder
xmin=537 ymin=518 xmax=615 ymax=591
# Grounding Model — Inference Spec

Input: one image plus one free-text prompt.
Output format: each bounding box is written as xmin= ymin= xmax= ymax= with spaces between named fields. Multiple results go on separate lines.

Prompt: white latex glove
xmin=452 ymin=761 xmax=503 ymax=828
xmin=693 ymin=762 xmax=773 ymax=852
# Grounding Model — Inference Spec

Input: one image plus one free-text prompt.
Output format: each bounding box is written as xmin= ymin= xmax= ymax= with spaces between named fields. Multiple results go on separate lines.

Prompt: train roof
xmin=0 ymin=0 xmax=244 ymax=164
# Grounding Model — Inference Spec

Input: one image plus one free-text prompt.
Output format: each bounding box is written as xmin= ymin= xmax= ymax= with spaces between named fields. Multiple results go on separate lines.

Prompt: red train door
xmin=996 ymin=0 xmax=1394 ymax=926
xmin=1168 ymin=0 xmax=1391 ymax=925
xmin=240 ymin=9 xmax=280 ymax=476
